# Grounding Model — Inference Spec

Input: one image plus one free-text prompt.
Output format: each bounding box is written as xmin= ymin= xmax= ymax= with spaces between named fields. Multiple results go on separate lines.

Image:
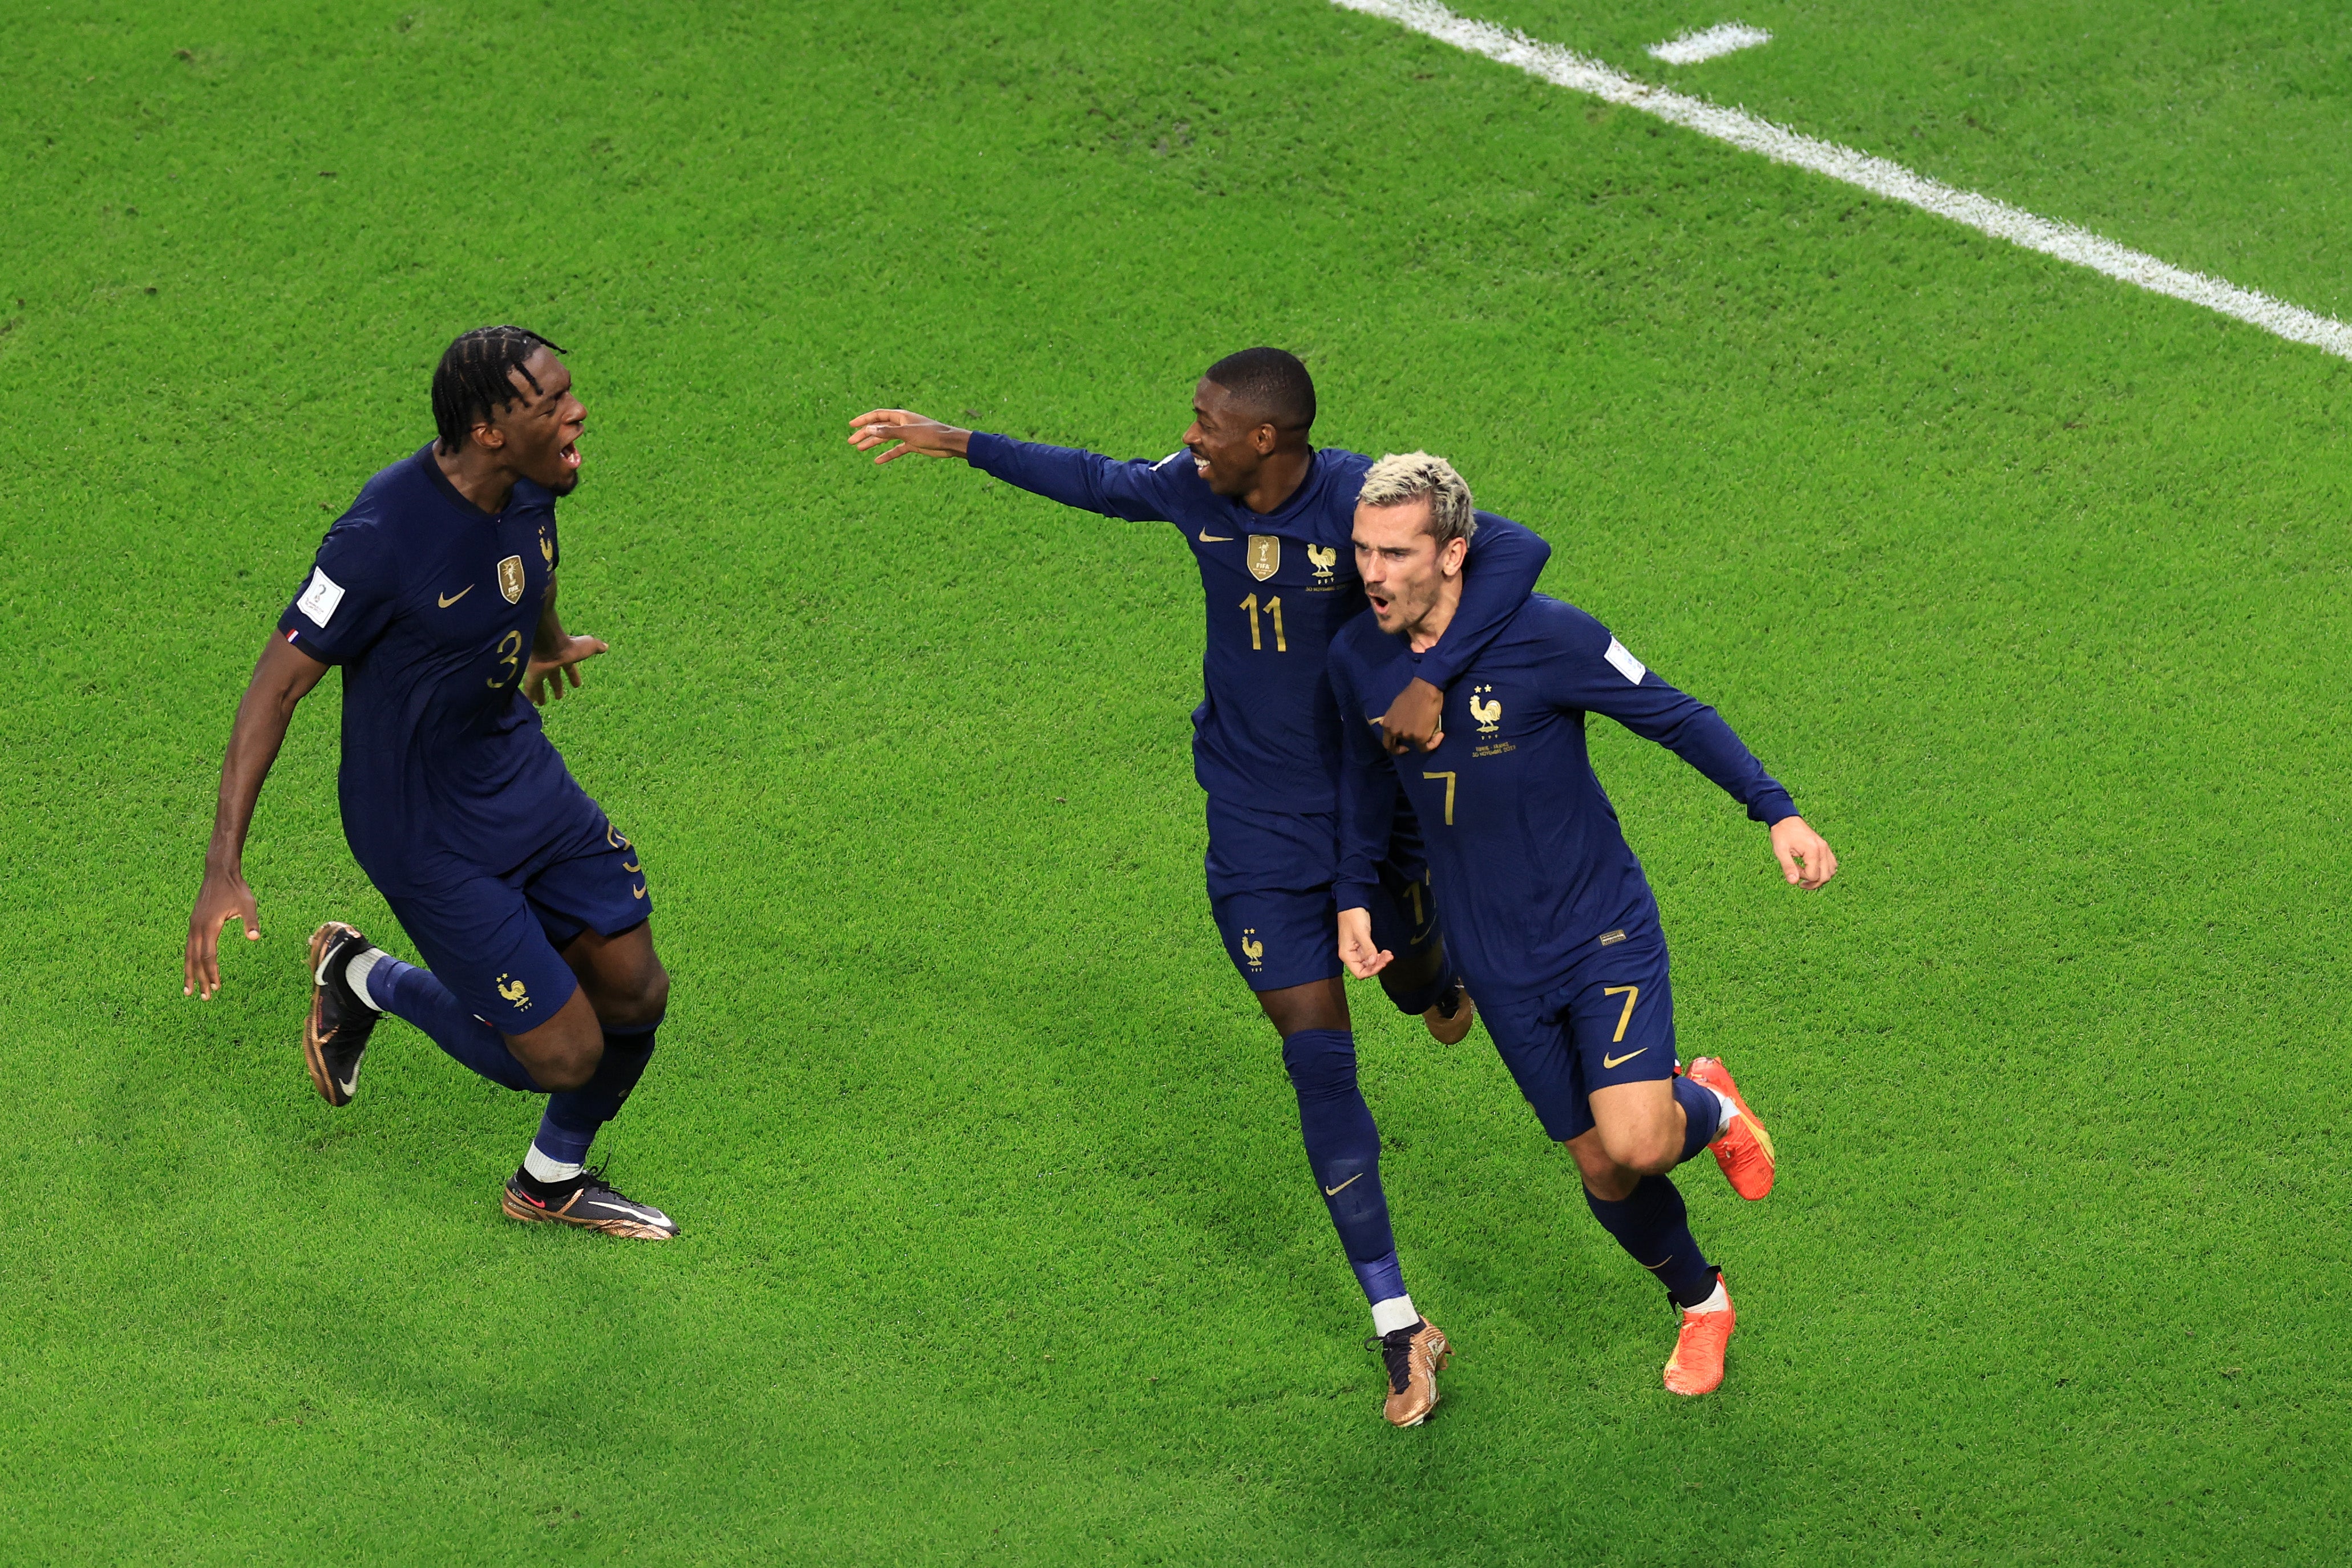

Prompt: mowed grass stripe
xmin=2 ymin=1 xmax=2347 ymax=1562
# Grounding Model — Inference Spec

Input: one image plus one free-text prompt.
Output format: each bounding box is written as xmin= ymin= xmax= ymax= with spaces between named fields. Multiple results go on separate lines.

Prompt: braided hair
xmin=431 ymin=325 xmax=570 ymax=453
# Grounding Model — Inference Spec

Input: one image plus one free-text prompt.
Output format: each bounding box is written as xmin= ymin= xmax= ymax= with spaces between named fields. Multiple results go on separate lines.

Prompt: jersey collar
xmin=415 ymin=442 xmax=507 ymax=522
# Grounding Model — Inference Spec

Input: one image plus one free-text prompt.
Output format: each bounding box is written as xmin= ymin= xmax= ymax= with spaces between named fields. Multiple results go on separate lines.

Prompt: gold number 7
xmin=1421 ymin=771 xmax=1456 ymax=825
xmin=1604 ymin=984 xmax=1640 ymax=1043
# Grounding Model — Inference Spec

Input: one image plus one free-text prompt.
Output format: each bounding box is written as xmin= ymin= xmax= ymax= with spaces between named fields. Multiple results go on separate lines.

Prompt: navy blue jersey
xmin=277 ymin=444 xmax=587 ymax=892
xmin=966 ymin=435 xmax=1551 ymax=812
xmin=1330 ymin=595 xmax=1798 ymax=1006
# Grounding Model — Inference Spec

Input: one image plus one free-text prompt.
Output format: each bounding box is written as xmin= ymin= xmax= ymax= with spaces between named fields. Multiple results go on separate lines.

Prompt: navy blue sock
xmin=1583 ymin=1174 xmax=1717 ymax=1308
xmin=540 ymin=1021 xmax=660 ymax=1158
xmin=1673 ymin=1073 xmax=1723 ymax=1164
xmin=1281 ymin=1028 xmax=1407 ymax=1306
xmin=376 ymin=958 xmax=541 ymax=1092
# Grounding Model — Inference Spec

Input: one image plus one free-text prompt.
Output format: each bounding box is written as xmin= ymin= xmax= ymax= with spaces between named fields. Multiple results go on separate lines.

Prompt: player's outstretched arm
xmin=185 ymin=634 xmax=330 ymax=999
xmin=851 ymin=408 xmax=1185 ymax=524
xmin=523 ymin=574 xmax=608 ymax=706
xmin=848 ymin=410 xmax=971 ymax=463
xmin=1769 ymin=816 xmax=1837 ymax=890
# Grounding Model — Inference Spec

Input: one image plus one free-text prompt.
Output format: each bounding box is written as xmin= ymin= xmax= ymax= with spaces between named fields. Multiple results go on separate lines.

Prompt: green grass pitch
xmin=5 ymin=0 xmax=2350 ymax=1559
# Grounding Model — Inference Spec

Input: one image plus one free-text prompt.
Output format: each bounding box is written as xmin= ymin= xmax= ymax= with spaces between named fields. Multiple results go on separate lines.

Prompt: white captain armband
xmin=297 ymin=567 xmax=347 ymax=627
xmin=1604 ymin=636 xmax=1646 ymax=685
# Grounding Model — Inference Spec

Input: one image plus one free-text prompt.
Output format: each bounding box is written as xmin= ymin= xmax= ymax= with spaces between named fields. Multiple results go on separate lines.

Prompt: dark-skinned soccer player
xmin=183 ymin=325 xmax=678 ymax=1239
xmin=849 ymin=350 xmax=1551 ymax=1425
xmin=1330 ymin=453 xmax=1837 ymax=1397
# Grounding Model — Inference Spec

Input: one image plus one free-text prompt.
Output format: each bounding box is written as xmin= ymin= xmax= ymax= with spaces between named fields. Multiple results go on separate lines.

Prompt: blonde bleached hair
xmin=1357 ymin=451 xmax=1477 ymax=544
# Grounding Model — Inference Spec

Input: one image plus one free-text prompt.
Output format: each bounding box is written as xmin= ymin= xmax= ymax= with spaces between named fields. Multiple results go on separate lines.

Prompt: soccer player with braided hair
xmin=184 ymin=325 xmax=681 ymax=1239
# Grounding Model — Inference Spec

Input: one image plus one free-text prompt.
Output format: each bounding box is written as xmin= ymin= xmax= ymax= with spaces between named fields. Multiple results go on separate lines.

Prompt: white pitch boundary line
xmin=1331 ymin=0 xmax=2352 ymax=361
xmin=1648 ymin=22 xmax=1770 ymax=67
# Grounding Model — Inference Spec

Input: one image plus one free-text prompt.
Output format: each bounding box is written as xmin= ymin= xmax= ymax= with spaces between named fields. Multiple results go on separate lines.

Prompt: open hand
xmin=1379 ymin=677 xmax=1445 ymax=755
xmin=1337 ymin=906 xmax=1394 ymax=979
xmin=185 ymin=864 xmax=260 ymax=999
xmin=1770 ymin=816 xmax=1839 ymax=890
xmin=525 ymin=633 xmax=609 ymax=706
xmin=848 ymin=409 xmax=972 ymax=463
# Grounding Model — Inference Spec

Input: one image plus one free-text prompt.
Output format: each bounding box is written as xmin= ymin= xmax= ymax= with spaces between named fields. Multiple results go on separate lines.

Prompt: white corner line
xmin=1331 ymin=0 xmax=2352 ymax=360
xmin=1648 ymin=22 xmax=1771 ymax=66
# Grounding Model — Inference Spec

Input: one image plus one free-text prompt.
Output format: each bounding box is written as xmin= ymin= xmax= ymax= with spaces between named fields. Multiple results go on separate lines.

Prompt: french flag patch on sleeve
xmin=1603 ymin=636 xmax=1646 ymax=685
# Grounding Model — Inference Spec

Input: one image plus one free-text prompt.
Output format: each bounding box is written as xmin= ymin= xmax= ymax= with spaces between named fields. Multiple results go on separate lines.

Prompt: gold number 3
xmin=487 ymin=629 xmax=522 ymax=688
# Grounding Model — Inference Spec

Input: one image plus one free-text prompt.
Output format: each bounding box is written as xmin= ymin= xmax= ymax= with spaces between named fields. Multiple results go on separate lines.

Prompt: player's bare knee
xmin=599 ymin=960 xmax=667 ymax=1028
xmin=1598 ymin=1123 xmax=1674 ymax=1175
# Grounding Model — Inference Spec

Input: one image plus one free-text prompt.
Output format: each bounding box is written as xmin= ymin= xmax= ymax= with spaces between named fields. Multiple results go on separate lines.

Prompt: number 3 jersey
xmin=276 ymin=444 xmax=592 ymax=893
xmin=1329 ymin=594 xmax=1799 ymax=1006
xmin=965 ymin=434 xmax=1551 ymax=812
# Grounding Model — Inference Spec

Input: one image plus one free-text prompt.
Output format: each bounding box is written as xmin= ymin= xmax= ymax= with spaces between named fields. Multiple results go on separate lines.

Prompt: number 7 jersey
xmin=965 ymin=433 xmax=1551 ymax=811
xmin=1329 ymin=594 xmax=1800 ymax=1006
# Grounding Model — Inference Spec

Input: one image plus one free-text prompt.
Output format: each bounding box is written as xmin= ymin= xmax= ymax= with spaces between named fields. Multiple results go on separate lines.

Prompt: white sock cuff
xmin=345 ymin=947 xmax=390 ymax=1011
xmin=1370 ymin=1294 xmax=1420 ymax=1336
xmin=1711 ymin=1085 xmax=1739 ymax=1128
xmin=523 ymin=1144 xmax=585 ymax=1184
xmin=1687 ymin=1278 xmax=1730 ymax=1315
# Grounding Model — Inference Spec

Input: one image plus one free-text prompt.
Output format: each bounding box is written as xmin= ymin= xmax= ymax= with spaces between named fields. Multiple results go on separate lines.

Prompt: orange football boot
xmin=1662 ymin=1277 xmax=1735 ymax=1397
xmin=1685 ymin=1056 xmax=1775 ymax=1200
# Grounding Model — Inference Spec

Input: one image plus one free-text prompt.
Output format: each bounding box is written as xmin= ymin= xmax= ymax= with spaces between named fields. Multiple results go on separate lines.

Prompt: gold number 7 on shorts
xmin=1604 ymin=984 xmax=1640 ymax=1043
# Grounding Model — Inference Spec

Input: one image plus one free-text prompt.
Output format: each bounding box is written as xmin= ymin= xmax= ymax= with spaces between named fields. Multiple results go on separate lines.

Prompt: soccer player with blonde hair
xmin=1331 ymin=451 xmax=1836 ymax=1397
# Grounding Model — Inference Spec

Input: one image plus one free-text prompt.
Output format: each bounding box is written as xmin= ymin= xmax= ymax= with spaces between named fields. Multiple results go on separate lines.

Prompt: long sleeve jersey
xmin=966 ymin=433 xmax=1551 ymax=812
xmin=1329 ymin=594 xmax=1798 ymax=1005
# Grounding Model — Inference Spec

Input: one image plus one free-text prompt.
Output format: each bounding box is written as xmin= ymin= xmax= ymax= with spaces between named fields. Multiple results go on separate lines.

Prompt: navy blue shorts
xmin=381 ymin=799 xmax=651 ymax=1036
xmin=1203 ymin=799 xmax=1436 ymax=995
xmin=1478 ymin=920 xmax=1677 ymax=1143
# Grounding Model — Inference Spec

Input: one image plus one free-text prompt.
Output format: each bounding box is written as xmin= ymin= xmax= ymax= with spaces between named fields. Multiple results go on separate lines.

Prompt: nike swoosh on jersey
xmin=1602 ymin=1048 xmax=1647 ymax=1069
xmin=1322 ymin=1173 xmax=1363 ymax=1197
xmin=1198 ymin=529 xmax=1234 ymax=542
xmin=437 ymin=585 xmax=475 ymax=607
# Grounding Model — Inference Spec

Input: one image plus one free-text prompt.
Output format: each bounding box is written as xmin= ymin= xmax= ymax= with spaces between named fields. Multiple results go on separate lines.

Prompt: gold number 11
xmin=1240 ymin=594 xmax=1286 ymax=652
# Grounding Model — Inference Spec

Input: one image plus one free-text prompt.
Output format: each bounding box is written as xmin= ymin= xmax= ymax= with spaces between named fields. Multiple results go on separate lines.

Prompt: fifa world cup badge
xmin=1248 ymin=535 xmax=1280 ymax=581
xmin=497 ymin=555 xmax=526 ymax=603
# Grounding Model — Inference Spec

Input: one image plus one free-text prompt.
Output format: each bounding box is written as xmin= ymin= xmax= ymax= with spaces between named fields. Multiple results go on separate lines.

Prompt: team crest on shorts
xmin=497 ymin=554 xmax=526 ymax=603
xmin=1247 ymin=536 xmax=1280 ymax=582
xmin=1240 ymin=927 xmax=1264 ymax=971
xmin=495 ymin=972 xmax=531 ymax=1008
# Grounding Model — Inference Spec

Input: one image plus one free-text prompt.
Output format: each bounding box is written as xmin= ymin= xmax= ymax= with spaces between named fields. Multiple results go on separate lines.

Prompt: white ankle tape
xmin=524 ymin=1144 xmax=585 ymax=1184
xmin=1371 ymin=1295 xmax=1420 ymax=1336
xmin=345 ymin=948 xmax=389 ymax=1011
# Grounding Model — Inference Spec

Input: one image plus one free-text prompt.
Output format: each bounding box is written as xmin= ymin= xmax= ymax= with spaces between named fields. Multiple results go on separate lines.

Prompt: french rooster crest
xmin=1470 ymin=684 xmax=1503 ymax=734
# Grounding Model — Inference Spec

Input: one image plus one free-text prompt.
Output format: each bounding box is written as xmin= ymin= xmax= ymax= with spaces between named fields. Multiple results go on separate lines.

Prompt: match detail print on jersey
xmin=1604 ymin=637 xmax=1646 ymax=685
xmin=297 ymin=568 xmax=346 ymax=627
